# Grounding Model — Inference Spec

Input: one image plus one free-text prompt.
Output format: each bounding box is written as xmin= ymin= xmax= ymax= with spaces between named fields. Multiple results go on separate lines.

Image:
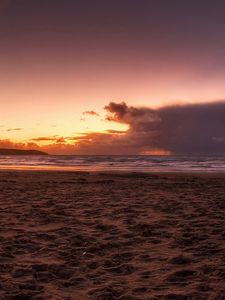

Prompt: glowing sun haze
xmin=1 ymin=0 xmax=225 ymax=154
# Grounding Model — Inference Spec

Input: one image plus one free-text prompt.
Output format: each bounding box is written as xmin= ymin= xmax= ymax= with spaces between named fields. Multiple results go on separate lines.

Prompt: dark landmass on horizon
xmin=0 ymin=149 xmax=48 ymax=155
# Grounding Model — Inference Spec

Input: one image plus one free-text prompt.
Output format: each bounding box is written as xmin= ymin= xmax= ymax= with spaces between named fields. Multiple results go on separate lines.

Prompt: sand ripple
xmin=0 ymin=171 xmax=225 ymax=299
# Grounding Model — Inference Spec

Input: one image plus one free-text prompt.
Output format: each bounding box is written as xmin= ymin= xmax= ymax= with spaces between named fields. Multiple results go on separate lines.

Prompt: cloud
xmin=7 ymin=128 xmax=23 ymax=132
xmin=32 ymin=136 xmax=66 ymax=144
xmin=103 ymin=101 xmax=225 ymax=155
xmin=0 ymin=139 xmax=22 ymax=149
xmin=82 ymin=110 xmax=100 ymax=117
xmin=2 ymin=101 xmax=225 ymax=155
xmin=56 ymin=137 xmax=66 ymax=143
xmin=105 ymin=129 xmax=126 ymax=134
xmin=74 ymin=132 xmax=132 ymax=155
xmin=69 ymin=101 xmax=225 ymax=155
xmin=31 ymin=137 xmax=58 ymax=142
xmin=105 ymin=102 xmax=159 ymax=126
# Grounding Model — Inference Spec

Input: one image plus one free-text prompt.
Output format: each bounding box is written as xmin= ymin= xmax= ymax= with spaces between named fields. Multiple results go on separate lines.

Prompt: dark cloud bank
xmin=76 ymin=101 xmax=225 ymax=155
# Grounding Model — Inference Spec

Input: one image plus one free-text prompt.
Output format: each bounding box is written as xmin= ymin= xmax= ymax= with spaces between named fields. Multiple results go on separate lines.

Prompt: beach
xmin=0 ymin=171 xmax=225 ymax=300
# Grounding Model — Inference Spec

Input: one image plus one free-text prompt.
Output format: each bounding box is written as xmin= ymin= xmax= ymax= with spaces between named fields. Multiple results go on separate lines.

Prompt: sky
xmin=1 ymin=0 xmax=225 ymax=154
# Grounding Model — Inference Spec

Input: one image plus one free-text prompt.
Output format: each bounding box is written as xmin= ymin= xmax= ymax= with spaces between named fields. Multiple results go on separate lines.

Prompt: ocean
xmin=0 ymin=155 xmax=224 ymax=172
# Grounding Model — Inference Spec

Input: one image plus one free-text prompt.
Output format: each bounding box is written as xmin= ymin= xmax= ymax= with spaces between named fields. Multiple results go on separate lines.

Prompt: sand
xmin=0 ymin=171 xmax=225 ymax=300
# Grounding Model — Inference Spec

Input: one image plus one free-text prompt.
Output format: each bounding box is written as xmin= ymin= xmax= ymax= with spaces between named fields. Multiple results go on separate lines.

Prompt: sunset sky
xmin=1 ymin=0 xmax=225 ymax=154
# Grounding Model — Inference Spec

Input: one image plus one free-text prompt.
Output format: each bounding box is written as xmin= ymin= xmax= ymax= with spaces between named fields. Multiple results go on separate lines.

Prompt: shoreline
xmin=0 ymin=167 xmax=225 ymax=177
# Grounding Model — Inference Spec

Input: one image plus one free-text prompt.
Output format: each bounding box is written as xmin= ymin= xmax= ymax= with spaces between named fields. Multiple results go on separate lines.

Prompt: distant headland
xmin=0 ymin=149 xmax=48 ymax=155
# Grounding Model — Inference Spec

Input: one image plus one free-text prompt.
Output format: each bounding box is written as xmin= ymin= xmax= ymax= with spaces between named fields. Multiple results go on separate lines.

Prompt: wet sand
xmin=0 ymin=171 xmax=225 ymax=299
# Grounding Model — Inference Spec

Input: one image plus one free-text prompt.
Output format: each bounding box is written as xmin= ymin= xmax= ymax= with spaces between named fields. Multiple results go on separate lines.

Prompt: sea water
xmin=0 ymin=155 xmax=224 ymax=172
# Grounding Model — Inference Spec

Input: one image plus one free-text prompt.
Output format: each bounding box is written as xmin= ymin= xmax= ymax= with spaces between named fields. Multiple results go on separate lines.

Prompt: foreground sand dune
xmin=0 ymin=171 xmax=225 ymax=299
